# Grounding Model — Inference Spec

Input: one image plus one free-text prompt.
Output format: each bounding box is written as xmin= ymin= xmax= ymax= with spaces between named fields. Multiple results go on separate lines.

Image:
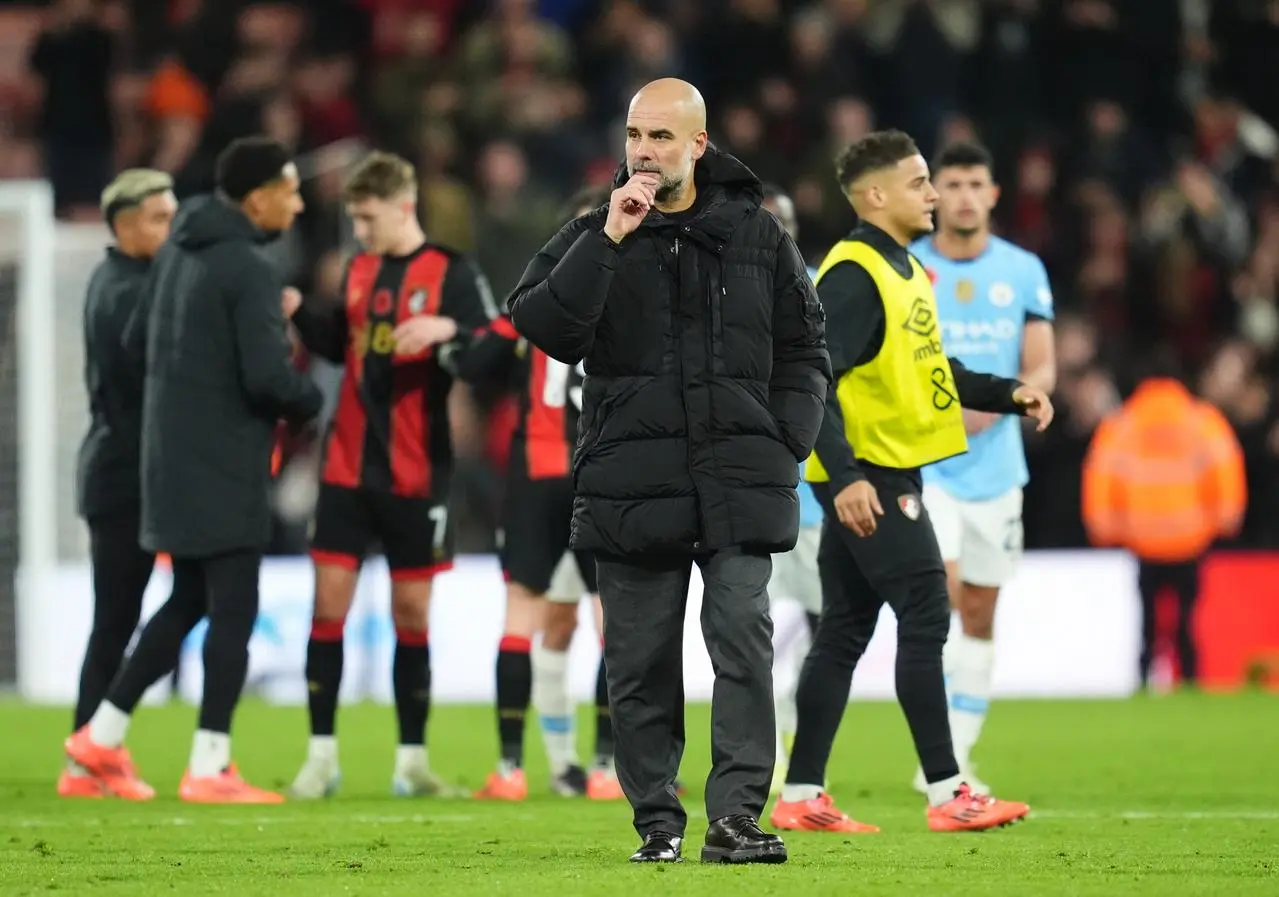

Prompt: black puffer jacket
xmin=127 ymin=195 xmax=323 ymax=557
xmin=508 ymin=148 xmax=831 ymax=556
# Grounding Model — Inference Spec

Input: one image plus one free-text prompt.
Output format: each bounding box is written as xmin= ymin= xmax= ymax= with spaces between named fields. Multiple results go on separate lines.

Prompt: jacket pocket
xmin=572 ymin=380 xmax=643 ymax=481
xmin=724 ymin=379 xmax=784 ymax=443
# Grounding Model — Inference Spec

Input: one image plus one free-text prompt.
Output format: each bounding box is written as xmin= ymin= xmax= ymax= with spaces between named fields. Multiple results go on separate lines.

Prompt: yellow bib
xmin=805 ymin=239 xmax=968 ymax=480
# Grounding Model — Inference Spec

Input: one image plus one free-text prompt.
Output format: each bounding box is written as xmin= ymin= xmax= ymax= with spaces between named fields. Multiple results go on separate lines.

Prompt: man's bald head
xmin=629 ymin=78 xmax=707 ymax=132
xmin=625 ymin=78 xmax=709 ymax=207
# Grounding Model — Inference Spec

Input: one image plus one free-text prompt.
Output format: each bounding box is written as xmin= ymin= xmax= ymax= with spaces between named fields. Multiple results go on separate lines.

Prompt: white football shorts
xmin=768 ymin=524 xmax=822 ymax=616
xmin=922 ymin=484 xmax=1023 ymax=588
xmin=546 ymin=551 xmax=589 ymax=604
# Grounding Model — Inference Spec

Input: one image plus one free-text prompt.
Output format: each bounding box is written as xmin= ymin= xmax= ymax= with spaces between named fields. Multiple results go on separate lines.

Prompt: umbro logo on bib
xmin=902 ymin=298 xmax=936 ymax=337
xmin=898 ymin=494 xmax=921 ymax=521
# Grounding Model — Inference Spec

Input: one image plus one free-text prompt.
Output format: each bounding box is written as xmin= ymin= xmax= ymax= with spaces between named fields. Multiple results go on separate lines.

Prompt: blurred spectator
xmin=1082 ymin=368 xmax=1247 ymax=688
xmin=471 ymin=139 xmax=561 ymax=301
xmin=29 ymin=0 xmax=116 ymax=218
xmin=7 ymin=0 xmax=1279 ymax=551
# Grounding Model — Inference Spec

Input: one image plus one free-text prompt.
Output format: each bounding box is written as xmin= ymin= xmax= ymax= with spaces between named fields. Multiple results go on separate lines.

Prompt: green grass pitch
xmin=1 ymin=693 xmax=1276 ymax=896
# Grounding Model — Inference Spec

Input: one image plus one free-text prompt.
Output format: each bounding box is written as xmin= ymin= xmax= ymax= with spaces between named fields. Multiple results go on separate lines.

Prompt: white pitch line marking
xmin=9 ymin=809 xmax=1278 ymax=830
xmin=1032 ymin=810 xmax=1279 ymax=821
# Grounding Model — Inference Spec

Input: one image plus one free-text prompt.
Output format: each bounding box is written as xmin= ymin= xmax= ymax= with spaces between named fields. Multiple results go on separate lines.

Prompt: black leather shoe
xmin=701 ymin=815 xmax=787 ymax=864
xmin=629 ymin=831 xmax=683 ymax=863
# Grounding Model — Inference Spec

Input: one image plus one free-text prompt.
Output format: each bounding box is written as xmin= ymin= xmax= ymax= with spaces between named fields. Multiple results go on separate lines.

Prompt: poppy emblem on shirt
xmin=372 ymin=288 xmax=394 ymax=316
xmin=898 ymin=494 xmax=921 ymax=521
xmin=925 ymin=266 xmax=938 ymax=285
xmin=408 ymin=288 xmax=429 ymax=314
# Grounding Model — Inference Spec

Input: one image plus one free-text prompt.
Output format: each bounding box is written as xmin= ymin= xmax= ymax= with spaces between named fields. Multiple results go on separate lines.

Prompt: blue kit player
xmin=910 ymin=143 xmax=1056 ymax=794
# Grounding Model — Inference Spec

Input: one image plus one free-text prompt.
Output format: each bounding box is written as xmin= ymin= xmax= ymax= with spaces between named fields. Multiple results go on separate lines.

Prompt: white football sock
xmin=189 ymin=730 xmax=230 ymax=778
xmin=395 ymin=744 xmax=427 ymax=773
xmin=87 ymin=702 xmax=131 ymax=748
xmin=773 ymin=619 xmax=808 ymax=754
xmin=532 ymin=644 xmax=578 ymax=776
xmin=66 ymin=760 xmax=89 ymax=775
xmin=927 ymin=773 xmax=965 ymax=806
xmin=945 ymin=633 xmax=995 ymax=769
xmin=781 ymin=784 xmax=822 ymax=803
xmin=307 ymin=735 xmax=338 ymax=763
xmin=774 ymin=672 xmax=798 ymax=752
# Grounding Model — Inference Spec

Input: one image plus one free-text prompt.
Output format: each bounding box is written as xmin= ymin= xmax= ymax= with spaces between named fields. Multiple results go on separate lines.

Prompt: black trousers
xmin=787 ymin=471 xmax=956 ymax=788
xmin=74 ymin=514 xmax=157 ymax=731
xmin=105 ymin=547 xmax=263 ymax=734
xmin=1137 ymin=559 xmax=1201 ymax=686
xmin=596 ymin=546 xmax=774 ymax=838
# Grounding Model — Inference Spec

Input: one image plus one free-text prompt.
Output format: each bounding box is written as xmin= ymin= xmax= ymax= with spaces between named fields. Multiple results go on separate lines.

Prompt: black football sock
xmin=306 ymin=619 xmax=345 ymax=737
xmin=496 ymin=636 xmax=533 ymax=767
xmin=393 ymin=628 xmax=430 ymax=746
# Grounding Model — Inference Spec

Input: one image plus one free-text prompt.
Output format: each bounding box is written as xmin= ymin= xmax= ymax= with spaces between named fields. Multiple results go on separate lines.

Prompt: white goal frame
xmin=2 ymin=180 xmax=57 ymax=688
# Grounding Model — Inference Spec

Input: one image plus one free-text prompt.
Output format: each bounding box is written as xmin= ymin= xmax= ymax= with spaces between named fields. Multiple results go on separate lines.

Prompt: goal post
xmin=2 ymin=179 xmax=57 ymax=690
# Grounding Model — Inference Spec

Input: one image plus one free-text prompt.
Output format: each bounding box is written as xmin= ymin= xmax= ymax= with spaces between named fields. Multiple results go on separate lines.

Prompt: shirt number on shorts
xmin=1003 ymin=517 xmax=1024 ymax=554
xmin=429 ymin=504 xmax=448 ymax=557
xmin=542 ymin=359 xmax=585 ymax=410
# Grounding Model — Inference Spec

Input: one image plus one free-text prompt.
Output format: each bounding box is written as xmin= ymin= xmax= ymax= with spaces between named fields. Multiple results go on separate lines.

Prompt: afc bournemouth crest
xmin=898 ymin=494 xmax=921 ymax=521
xmin=408 ymin=288 xmax=429 ymax=314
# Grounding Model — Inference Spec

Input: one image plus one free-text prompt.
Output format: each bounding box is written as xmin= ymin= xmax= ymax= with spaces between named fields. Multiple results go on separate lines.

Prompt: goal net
xmin=0 ymin=180 xmax=57 ymax=690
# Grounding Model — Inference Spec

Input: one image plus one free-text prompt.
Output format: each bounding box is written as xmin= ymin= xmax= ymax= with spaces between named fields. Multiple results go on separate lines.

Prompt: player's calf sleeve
xmin=307 ymin=619 xmax=346 ymax=737
xmin=785 ymin=647 xmax=849 ymax=790
xmin=393 ymin=628 xmax=430 ymax=746
xmin=102 ymin=592 xmax=204 ymax=723
xmin=895 ymin=586 xmax=959 ymax=785
xmin=496 ymin=636 xmax=532 ymax=767
xmin=532 ymin=644 xmax=577 ymax=775
xmin=75 ymin=619 xmax=142 ymax=731
xmin=198 ymin=599 xmax=257 ymax=735
xmin=592 ymin=653 xmax=615 ymax=763
xmin=946 ymin=632 xmax=994 ymax=767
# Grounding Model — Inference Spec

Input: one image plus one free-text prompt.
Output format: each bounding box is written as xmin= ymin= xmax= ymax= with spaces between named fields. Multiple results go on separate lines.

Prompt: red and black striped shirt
xmin=292 ymin=242 xmax=504 ymax=499
xmin=512 ymin=335 xmax=584 ymax=480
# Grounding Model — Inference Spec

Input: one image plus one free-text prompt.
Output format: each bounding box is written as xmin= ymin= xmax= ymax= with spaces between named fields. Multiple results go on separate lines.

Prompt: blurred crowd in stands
xmin=6 ymin=0 xmax=1279 ymax=550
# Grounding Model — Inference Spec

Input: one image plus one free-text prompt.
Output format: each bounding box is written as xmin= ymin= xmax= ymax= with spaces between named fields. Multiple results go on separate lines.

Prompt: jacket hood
xmin=171 ymin=194 xmax=271 ymax=250
xmin=610 ymin=144 xmax=763 ymax=206
xmin=1129 ymin=377 xmax=1194 ymax=409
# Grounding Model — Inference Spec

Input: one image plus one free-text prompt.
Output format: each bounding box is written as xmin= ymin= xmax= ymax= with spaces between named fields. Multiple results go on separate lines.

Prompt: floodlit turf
xmin=1 ymin=693 xmax=1276 ymax=896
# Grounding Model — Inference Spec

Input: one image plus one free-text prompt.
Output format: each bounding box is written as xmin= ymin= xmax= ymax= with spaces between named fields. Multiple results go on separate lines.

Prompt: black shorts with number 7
xmin=310 ymin=484 xmax=453 ymax=582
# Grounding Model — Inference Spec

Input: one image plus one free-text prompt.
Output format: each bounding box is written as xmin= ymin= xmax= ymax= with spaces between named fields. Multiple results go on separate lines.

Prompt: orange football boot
xmin=586 ymin=767 xmax=626 ymax=801
xmin=57 ymin=768 xmax=106 ymax=799
xmin=474 ymin=767 xmax=528 ymax=801
xmin=769 ymin=792 xmax=880 ymax=833
xmin=927 ymin=784 xmax=1030 ymax=832
xmin=64 ymin=727 xmax=154 ymax=801
xmin=179 ymin=764 xmax=285 ymax=804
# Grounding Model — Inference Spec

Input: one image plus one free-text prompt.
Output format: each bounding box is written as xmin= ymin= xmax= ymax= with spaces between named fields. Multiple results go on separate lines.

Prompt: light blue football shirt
xmin=909 ymin=236 xmax=1054 ymax=501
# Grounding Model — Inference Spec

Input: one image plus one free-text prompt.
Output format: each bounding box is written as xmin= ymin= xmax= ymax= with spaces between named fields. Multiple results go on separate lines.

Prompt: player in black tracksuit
xmin=62 ymin=170 xmax=177 ymax=798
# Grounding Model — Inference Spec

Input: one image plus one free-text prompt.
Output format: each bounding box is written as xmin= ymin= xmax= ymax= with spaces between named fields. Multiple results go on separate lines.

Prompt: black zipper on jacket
xmin=674 ymin=234 xmax=704 ymax=550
